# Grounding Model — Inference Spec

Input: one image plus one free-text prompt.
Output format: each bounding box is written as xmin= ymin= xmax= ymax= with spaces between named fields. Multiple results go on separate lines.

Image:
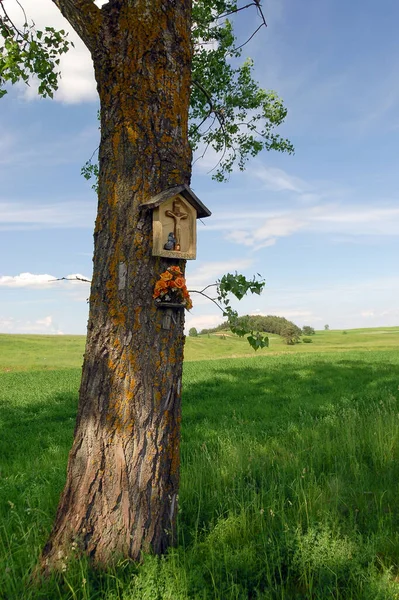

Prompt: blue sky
xmin=1 ymin=0 xmax=399 ymax=335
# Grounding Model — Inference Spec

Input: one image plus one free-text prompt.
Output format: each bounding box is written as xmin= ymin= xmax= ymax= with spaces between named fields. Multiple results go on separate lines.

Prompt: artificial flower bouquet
xmin=153 ymin=266 xmax=192 ymax=310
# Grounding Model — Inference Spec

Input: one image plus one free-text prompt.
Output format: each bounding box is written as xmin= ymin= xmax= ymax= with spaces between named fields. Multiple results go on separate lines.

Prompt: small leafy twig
xmin=81 ymin=157 xmax=99 ymax=193
xmin=217 ymin=2 xmax=260 ymax=19
xmin=190 ymin=272 xmax=269 ymax=351
xmin=188 ymin=289 xmax=225 ymax=313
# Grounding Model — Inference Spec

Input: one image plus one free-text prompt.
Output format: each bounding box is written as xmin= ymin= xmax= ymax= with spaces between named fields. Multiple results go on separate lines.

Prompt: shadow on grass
xmin=0 ymin=370 xmax=79 ymax=472
xmin=182 ymin=354 xmax=399 ymax=440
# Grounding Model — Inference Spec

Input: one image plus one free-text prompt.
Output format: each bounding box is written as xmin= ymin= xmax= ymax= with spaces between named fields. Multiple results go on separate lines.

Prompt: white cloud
xmin=187 ymin=259 xmax=254 ymax=287
xmin=227 ymin=230 xmax=276 ymax=248
xmin=312 ymin=206 xmax=399 ymax=225
xmin=360 ymin=310 xmax=375 ymax=318
xmin=0 ymin=201 xmax=95 ymax=229
xmin=0 ymin=273 xmax=56 ymax=288
xmin=244 ymin=275 xmax=399 ymax=330
xmin=227 ymin=216 xmax=305 ymax=249
xmin=0 ymin=315 xmax=64 ymax=335
xmin=0 ymin=273 xmax=90 ymax=289
xmin=211 ymin=187 xmax=399 ymax=249
xmin=250 ymin=166 xmax=309 ymax=193
xmin=0 ymin=126 xmax=99 ymax=169
xmin=252 ymin=309 xmax=317 ymax=319
xmin=36 ymin=315 xmax=53 ymax=327
xmin=185 ymin=313 xmax=224 ymax=333
xmin=192 ymin=144 xmax=221 ymax=175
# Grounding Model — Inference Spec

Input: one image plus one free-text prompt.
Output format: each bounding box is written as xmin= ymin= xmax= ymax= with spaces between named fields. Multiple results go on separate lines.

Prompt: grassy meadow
xmin=1 ymin=328 xmax=399 ymax=598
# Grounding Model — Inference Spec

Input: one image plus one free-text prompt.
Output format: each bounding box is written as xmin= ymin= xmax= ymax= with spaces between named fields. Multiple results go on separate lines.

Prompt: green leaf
xmin=216 ymin=273 xmax=267 ymax=351
xmin=0 ymin=16 xmax=71 ymax=99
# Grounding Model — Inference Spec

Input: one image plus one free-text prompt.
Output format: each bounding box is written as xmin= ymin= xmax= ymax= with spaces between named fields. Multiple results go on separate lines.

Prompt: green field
xmin=1 ymin=326 xmax=399 ymax=370
xmin=1 ymin=328 xmax=399 ymax=598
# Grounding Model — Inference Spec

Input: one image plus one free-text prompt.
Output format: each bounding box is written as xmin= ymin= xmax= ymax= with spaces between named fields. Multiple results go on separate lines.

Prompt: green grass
xmin=0 ymin=334 xmax=86 ymax=371
xmin=2 ymin=326 xmax=399 ymax=370
xmin=1 ymin=331 xmax=399 ymax=598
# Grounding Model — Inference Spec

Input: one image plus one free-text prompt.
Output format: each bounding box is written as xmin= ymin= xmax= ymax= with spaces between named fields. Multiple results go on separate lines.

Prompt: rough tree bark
xmin=41 ymin=0 xmax=193 ymax=570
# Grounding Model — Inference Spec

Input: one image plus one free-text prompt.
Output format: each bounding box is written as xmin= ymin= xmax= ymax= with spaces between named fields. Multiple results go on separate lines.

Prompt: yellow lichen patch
xmin=94 ymin=214 xmax=102 ymax=234
xmin=127 ymin=125 xmax=139 ymax=144
xmin=133 ymin=307 xmax=141 ymax=330
xmin=112 ymin=130 xmax=122 ymax=163
xmin=169 ymin=440 xmax=180 ymax=477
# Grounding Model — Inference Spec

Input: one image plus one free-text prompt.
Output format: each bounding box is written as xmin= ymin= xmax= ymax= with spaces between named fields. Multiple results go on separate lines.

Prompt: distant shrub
xmin=281 ymin=324 xmax=302 ymax=345
xmin=302 ymin=326 xmax=315 ymax=336
xmin=342 ymin=331 xmax=347 ymax=335
xmin=189 ymin=327 xmax=198 ymax=337
xmin=302 ymin=337 xmax=313 ymax=343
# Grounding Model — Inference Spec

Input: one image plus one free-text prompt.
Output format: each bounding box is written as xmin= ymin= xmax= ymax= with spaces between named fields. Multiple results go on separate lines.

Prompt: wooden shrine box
xmin=141 ymin=184 xmax=211 ymax=260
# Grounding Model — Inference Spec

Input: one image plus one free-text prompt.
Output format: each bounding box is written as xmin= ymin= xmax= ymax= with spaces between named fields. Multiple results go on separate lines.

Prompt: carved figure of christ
xmin=165 ymin=200 xmax=188 ymax=249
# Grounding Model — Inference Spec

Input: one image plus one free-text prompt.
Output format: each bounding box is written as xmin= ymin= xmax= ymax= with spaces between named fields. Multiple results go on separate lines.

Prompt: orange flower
xmin=160 ymin=270 xmax=173 ymax=281
xmin=174 ymin=276 xmax=185 ymax=289
xmin=153 ymin=281 xmax=167 ymax=298
xmin=154 ymin=267 xmax=191 ymax=310
xmin=169 ymin=266 xmax=182 ymax=274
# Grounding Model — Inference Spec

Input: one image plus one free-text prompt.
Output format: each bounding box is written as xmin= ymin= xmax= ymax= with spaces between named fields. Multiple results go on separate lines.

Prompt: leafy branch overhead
xmin=82 ymin=0 xmax=294 ymax=186
xmin=1 ymin=0 xmax=293 ymax=182
xmin=190 ymin=0 xmax=294 ymax=180
xmin=0 ymin=1 xmax=71 ymax=98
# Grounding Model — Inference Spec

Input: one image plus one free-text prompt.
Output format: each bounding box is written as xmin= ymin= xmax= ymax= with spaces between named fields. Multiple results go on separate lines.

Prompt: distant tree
xmin=207 ymin=314 xmax=302 ymax=337
xmin=324 ymin=324 xmax=330 ymax=331
xmin=302 ymin=326 xmax=315 ymax=336
xmin=281 ymin=324 xmax=302 ymax=345
xmin=189 ymin=327 xmax=198 ymax=337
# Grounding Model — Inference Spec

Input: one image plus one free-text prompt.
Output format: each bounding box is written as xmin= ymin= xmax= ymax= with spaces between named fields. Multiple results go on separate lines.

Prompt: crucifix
xmin=165 ymin=199 xmax=188 ymax=251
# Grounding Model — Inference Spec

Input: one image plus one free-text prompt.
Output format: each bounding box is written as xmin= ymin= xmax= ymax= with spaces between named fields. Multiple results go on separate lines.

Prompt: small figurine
xmin=164 ymin=232 xmax=176 ymax=250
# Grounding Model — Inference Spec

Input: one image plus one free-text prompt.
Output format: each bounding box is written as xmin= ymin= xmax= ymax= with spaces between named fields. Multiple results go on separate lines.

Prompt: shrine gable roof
xmin=140 ymin=184 xmax=211 ymax=219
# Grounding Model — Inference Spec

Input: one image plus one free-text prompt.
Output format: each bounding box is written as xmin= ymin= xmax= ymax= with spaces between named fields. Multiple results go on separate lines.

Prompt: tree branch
xmin=192 ymin=80 xmax=227 ymax=127
xmin=51 ymin=0 xmax=102 ymax=53
xmin=192 ymin=78 xmax=229 ymax=165
xmin=230 ymin=23 xmax=264 ymax=54
xmin=217 ymin=2 xmax=260 ymax=20
xmin=0 ymin=3 xmax=23 ymax=38
xmin=188 ymin=289 xmax=225 ymax=313
xmin=51 ymin=276 xmax=91 ymax=283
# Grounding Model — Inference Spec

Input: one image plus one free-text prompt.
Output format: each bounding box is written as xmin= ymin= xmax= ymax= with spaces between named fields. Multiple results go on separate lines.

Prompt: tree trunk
xmin=41 ymin=0 xmax=193 ymax=570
